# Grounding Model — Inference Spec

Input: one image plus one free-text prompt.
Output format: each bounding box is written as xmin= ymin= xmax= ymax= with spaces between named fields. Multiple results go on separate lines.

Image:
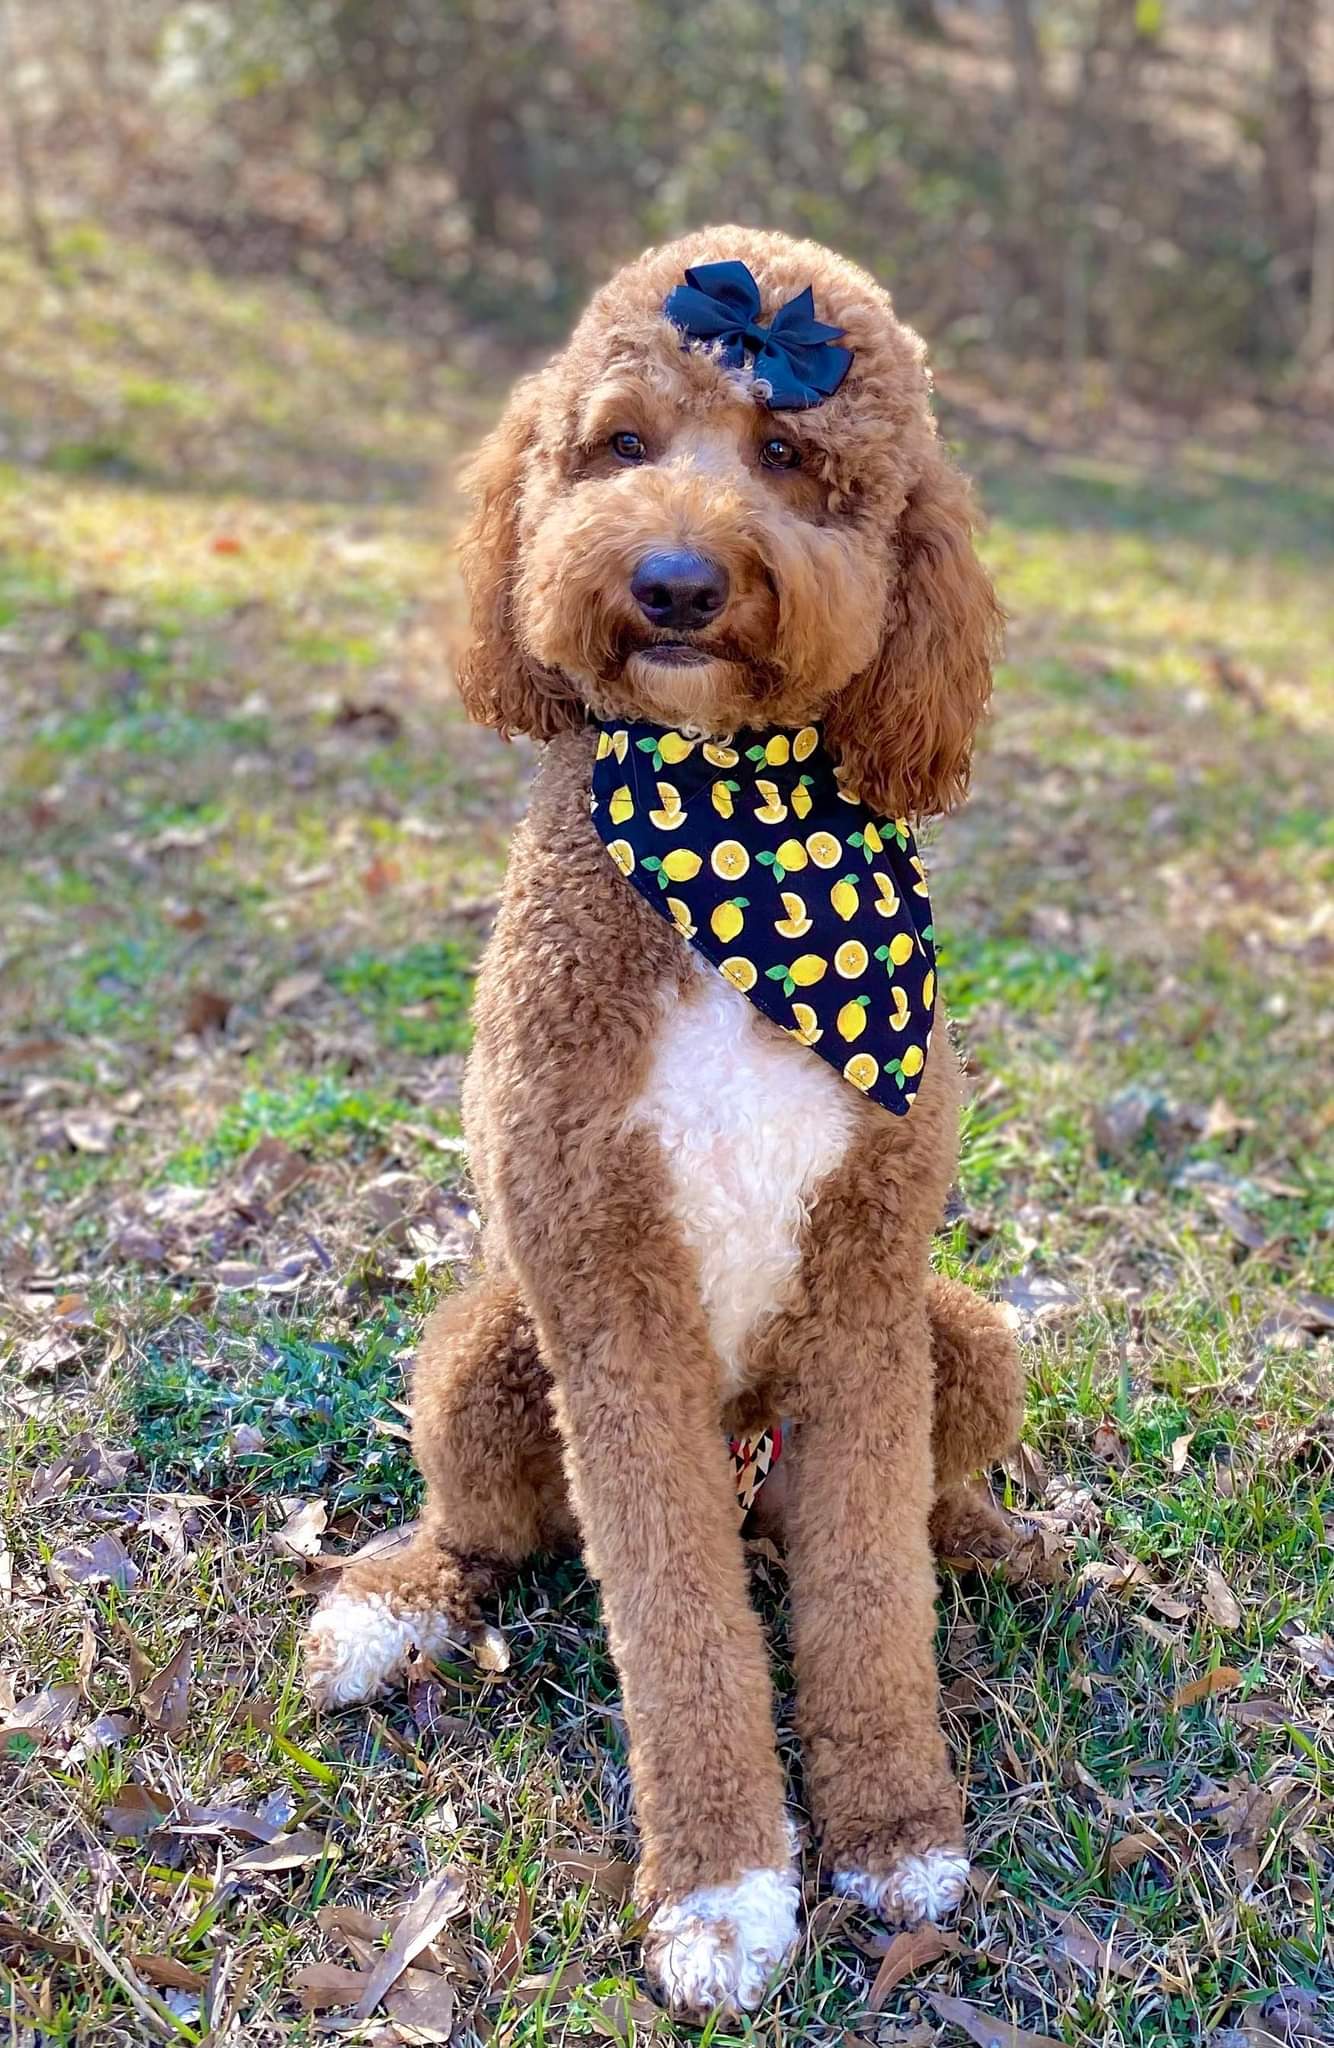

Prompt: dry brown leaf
xmin=868 ymin=1925 xmax=960 ymax=2007
xmin=352 ymin=1867 xmax=468 ymax=2019
xmin=229 ymin=1827 xmax=332 ymax=1872
xmin=1283 ymin=1625 xmax=1334 ymax=1684
xmin=0 ymin=1918 xmax=83 ymax=1962
xmin=1170 ymin=1431 xmax=1195 ymax=1475
xmin=104 ymin=1784 xmax=173 ymax=1837
xmin=266 ymin=970 xmax=323 ymax=1015
xmin=1173 ymin=1666 xmax=1242 ymax=1708
xmin=50 ymin=1533 xmax=139 ymax=1591
xmin=130 ymin=1954 xmax=206 ymax=1993
xmin=141 ymin=1640 xmax=193 ymax=1738
xmin=1203 ymin=1567 xmax=1243 ymax=1630
xmin=470 ymin=1624 xmax=511 ymax=1674
xmin=929 ymin=1991 xmax=1064 ymax=2047
xmin=292 ymin=1961 xmax=368 ymax=2012
xmin=488 ymin=1879 xmax=532 ymax=1999
xmin=1043 ymin=1908 xmax=1137 ymax=1980
xmin=1107 ymin=1833 xmax=1161 ymax=1875
xmin=184 ymin=987 xmax=233 ymax=1037
xmin=0 ymin=1680 xmax=82 ymax=1752
xmin=551 ymin=1852 xmax=636 ymax=1901
xmin=361 ymin=856 xmax=401 ymax=897
xmin=64 ymin=1108 xmax=119 ymax=1153
xmin=316 ymin=1904 xmax=392 ymax=1949
xmin=1091 ymin=1420 xmax=1129 ymax=1468
xmin=387 ymin=1965 xmax=457 ymax=2038
xmin=272 ymin=1498 xmax=328 ymax=1561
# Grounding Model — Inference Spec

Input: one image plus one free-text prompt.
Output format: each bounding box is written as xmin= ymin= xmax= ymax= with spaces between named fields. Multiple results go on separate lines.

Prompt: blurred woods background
xmin=3 ymin=0 xmax=1334 ymax=408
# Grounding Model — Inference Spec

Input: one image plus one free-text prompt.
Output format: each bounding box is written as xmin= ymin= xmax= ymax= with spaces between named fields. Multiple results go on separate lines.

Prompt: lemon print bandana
xmin=590 ymin=721 xmax=936 ymax=1113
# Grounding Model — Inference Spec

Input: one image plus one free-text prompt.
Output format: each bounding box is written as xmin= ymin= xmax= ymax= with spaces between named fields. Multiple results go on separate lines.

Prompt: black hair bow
xmin=663 ymin=260 xmax=853 ymax=410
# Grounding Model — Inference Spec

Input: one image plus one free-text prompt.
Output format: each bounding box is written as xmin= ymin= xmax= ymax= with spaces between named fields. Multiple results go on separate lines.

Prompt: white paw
xmin=833 ymin=1847 xmax=970 ymax=1925
xmin=302 ymin=1591 xmax=457 ymax=1708
xmin=645 ymin=1865 xmax=799 ymax=2018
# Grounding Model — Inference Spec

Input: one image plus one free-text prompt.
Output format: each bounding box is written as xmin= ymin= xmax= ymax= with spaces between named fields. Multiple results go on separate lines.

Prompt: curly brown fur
xmin=305 ymin=227 xmax=1023 ymax=2017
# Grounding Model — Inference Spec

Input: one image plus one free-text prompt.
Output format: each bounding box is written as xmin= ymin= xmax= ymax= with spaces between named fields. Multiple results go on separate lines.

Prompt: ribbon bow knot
xmin=663 ymin=260 xmax=853 ymax=411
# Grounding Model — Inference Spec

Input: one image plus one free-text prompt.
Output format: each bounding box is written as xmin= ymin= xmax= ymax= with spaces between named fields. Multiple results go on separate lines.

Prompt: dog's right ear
xmin=455 ymin=376 xmax=581 ymax=740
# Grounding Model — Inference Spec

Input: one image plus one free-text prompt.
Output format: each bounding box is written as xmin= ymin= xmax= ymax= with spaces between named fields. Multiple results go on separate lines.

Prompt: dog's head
xmin=455 ymin=227 xmax=1001 ymax=817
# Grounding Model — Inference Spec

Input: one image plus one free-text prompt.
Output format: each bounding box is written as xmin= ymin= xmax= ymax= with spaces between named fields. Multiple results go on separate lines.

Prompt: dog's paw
xmin=644 ymin=1865 xmax=799 ymax=2018
xmin=832 ymin=1847 xmax=970 ymax=1926
xmin=303 ymin=1590 xmax=456 ymax=1709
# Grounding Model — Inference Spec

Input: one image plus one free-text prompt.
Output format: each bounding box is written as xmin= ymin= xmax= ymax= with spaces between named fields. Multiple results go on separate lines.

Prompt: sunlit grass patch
xmin=332 ymin=941 xmax=476 ymax=1055
xmin=134 ymin=1306 xmax=421 ymax=1510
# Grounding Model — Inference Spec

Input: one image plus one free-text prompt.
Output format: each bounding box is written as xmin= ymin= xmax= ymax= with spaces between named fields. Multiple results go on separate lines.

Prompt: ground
xmin=1 ymin=225 xmax=1331 ymax=2048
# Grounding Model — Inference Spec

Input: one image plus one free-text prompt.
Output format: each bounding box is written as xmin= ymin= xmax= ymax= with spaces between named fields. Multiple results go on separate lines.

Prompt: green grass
xmin=1 ymin=220 xmax=1331 ymax=2046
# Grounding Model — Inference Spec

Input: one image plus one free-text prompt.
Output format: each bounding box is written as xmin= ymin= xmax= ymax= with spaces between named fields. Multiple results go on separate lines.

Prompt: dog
xmin=304 ymin=227 xmax=1024 ymax=2018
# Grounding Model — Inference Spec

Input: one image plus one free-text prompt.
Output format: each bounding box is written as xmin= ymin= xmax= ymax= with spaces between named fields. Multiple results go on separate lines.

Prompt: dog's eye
xmin=610 ymin=430 xmax=647 ymax=463
xmin=760 ymin=436 xmax=801 ymax=471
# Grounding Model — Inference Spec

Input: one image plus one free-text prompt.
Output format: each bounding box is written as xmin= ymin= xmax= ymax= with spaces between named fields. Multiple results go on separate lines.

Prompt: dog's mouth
xmin=633 ymin=640 xmax=713 ymax=669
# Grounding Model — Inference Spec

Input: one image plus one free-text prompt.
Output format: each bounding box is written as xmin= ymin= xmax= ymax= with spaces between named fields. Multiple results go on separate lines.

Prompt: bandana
xmin=730 ymin=1424 xmax=782 ymax=1524
xmin=590 ymin=721 xmax=936 ymax=1113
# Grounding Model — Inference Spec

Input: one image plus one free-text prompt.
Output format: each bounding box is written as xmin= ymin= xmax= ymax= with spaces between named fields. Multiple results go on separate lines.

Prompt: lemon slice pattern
xmin=589 ymin=720 xmax=936 ymax=1112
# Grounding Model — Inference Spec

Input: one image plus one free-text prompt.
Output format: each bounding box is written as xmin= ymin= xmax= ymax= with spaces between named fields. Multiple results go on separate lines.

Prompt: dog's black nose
xmin=630 ymin=550 xmax=729 ymax=631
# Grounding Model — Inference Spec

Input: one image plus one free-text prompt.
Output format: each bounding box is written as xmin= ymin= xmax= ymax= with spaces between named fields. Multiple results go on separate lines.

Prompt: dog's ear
xmin=824 ymin=450 xmax=1002 ymax=820
xmin=455 ymin=376 xmax=581 ymax=740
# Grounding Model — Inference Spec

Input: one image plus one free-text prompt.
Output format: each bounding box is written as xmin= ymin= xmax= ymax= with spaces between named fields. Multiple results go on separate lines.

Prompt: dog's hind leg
xmin=303 ymin=1272 xmax=571 ymax=1707
xmin=925 ymin=1272 xmax=1027 ymax=1564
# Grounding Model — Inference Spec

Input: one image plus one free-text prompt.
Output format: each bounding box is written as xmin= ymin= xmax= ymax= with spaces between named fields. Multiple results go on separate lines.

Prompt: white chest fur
xmin=631 ymin=960 xmax=857 ymax=1396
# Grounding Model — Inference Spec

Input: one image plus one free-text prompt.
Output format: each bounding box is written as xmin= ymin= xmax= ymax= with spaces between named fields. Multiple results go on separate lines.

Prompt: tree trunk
xmin=0 ymin=0 xmax=54 ymax=271
xmin=1265 ymin=0 xmax=1320 ymax=341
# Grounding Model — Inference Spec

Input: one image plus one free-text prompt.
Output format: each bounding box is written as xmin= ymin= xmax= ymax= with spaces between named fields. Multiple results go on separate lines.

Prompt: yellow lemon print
xmin=711 ymin=839 xmax=750 ymax=880
xmin=909 ymin=854 xmax=929 ymax=895
xmin=775 ymin=837 xmax=808 ymax=872
xmin=660 ymin=848 xmax=702 ymax=883
xmin=595 ymin=731 xmax=612 ymax=760
xmin=806 ymin=831 xmax=841 ymax=869
xmin=876 ymin=930 xmax=915 ymax=972
xmin=789 ymin=1001 xmax=823 ymax=1046
xmin=834 ymin=940 xmax=869 ymax=979
xmin=844 ymin=1052 xmax=879 ymax=1091
xmin=657 ymin=731 xmax=695 ymax=766
xmin=888 ymin=985 xmax=910 ymax=1031
xmin=666 ymin=896 xmax=696 ymax=938
xmin=899 ymin=1044 xmax=924 ymax=1078
xmin=922 ymin=969 xmax=935 ymax=1009
xmin=609 ymin=785 xmax=634 ymax=826
xmin=789 ymin=953 xmax=827 ymax=986
xmin=711 ymin=779 xmax=737 ymax=818
xmin=764 ymin=733 xmax=791 ymax=766
xmin=703 ymin=741 xmax=739 ymax=768
xmin=774 ymin=891 xmax=812 ymax=939
xmin=872 ymin=872 xmax=900 ymax=917
xmin=721 ymin=956 xmax=757 ymax=991
xmin=790 ymin=778 xmax=813 ymax=819
xmin=649 ymin=780 xmax=686 ymax=830
xmin=837 ymin=995 xmax=870 ymax=1042
xmin=754 ymin=778 xmax=787 ymax=824
xmin=830 ymin=875 xmax=859 ymax=921
xmin=606 ymin=839 xmax=634 ymax=876
xmin=793 ymin=727 xmax=818 ymax=761
xmin=710 ymin=896 xmax=748 ymax=944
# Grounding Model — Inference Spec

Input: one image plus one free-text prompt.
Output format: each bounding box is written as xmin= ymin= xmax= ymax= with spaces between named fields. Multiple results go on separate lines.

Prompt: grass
xmin=1 ymin=219 xmax=1331 ymax=2048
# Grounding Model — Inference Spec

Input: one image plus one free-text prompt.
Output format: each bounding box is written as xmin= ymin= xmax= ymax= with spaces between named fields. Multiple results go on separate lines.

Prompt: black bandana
xmin=589 ymin=721 xmax=936 ymax=1113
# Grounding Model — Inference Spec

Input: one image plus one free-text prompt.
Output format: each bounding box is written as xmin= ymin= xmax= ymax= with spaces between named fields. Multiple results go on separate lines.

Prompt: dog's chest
xmin=632 ymin=961 xmax=857 ymax=1395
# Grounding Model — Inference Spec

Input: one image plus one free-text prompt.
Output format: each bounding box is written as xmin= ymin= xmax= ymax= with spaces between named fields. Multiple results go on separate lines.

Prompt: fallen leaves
xmin=352 ymin=1867 xmax=468 ymax=2017
xmin=139 ymin=1640 xmax=193 ymax=1738
xmin=1172 ymin=1666 xmax=1242 ymax=1709
xmin=1282 ymin=1623 xmax=1334 ymax=1685
xmin=928 ymin=1991 xmax=1064 ymax=2048
xmin=50 ymin=1532 xmax=139 ymax=1592
xmin=271 ymin=1497 xmax=328 ymax=1561
xmin=1202 ymin=1566 xmax=1243 ymax=1630
xmin=868 ymin=1925 xmax=960 ymax=2007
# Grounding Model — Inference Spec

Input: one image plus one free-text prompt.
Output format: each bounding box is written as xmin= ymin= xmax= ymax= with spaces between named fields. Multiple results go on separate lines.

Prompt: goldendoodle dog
xmin=304 ymin=226 xmax=1024 ymax=2018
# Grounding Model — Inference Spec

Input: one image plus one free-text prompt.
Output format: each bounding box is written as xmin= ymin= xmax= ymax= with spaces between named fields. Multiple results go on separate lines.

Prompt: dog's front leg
xmin=537 ymin=1293 xmax=798 ymax=2019
xmin=786 ymin=1294 xmax=968 ymax=1921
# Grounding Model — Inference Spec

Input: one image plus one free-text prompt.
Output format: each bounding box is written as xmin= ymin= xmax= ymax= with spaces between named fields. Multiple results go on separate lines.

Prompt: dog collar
xmin=589 ymin=720 xmax=936 ymax=1113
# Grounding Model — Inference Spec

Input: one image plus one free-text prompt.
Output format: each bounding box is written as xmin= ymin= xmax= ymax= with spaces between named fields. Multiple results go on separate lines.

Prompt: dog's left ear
xmin=824 ymin=449 xmax=1002 ymax=820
